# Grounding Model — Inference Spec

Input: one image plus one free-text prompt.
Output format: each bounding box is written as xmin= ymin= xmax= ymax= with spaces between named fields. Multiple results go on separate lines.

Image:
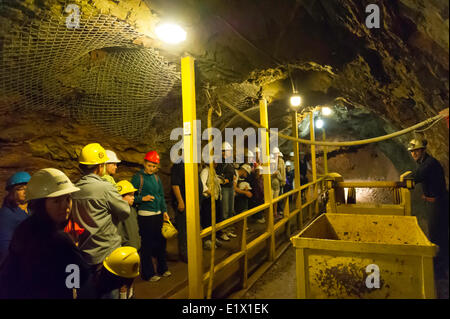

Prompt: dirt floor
xmin=243 ymin=245 xmax=297 ymax=299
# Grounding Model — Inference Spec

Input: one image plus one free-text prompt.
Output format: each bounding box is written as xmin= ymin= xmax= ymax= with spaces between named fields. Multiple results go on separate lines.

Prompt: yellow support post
xmin=292 ymin=111 xmax=301 ymax=194
xmin=323 ymin=128 xmax=328 ymax=175
xmin=181 ymin=55 xmax=203 ymax=299
xmin=309 ymin=112 xmax=319 ymax=217
xmin=309 ymin=112 xmax=317 ymax=182
xmin=259 ymin=98 xmax=275 ymax=261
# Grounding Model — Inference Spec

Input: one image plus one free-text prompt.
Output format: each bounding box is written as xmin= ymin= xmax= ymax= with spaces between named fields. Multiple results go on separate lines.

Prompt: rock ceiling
xmin=0 ymin=0 xmax=448 ymax=192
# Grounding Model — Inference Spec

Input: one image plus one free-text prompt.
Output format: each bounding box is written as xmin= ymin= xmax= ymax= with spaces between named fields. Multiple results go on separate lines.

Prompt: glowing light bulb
xmin=322 ymin=107 xmax=332 ymax=116
xmin=155 ymin=23 xmax=186 ymax=44
xmin=290 ymin=95 xmax=302 ymax=107
xmin=315 ymin=119 xmax=324 ymax=129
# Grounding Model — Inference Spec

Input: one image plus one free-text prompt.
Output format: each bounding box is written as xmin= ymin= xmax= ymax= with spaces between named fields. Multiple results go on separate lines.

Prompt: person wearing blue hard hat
xmin=0 ymin=171 xmax=31 ymax=264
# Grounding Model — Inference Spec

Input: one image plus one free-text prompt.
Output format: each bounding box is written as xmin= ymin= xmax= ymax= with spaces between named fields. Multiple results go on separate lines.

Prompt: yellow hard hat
xmin=407 ymin=139 xmax=427 ymax=151
xmin=78 ymin=143 xmax=109 ymax=165
xmin=103 ymin=246 xmax=140 ymax=278
xmin=162 ymin=220 xmax=178 ymax=239
xmin=116 ymin=180 xmax=137 ymax=195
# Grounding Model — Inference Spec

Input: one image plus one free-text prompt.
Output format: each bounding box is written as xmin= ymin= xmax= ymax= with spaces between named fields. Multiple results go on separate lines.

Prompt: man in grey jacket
xmin=72 ymin=143 xmax=130 ymax=298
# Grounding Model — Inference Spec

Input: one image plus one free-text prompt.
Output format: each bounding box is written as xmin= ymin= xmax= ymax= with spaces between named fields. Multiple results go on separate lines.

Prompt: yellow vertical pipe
xmin=309 ymin=112 xmax=317 ymax=182
xmin=292 ymin=111 xmax=300 ymax=192
xmin=181 ymin=55 xmax=203 ymax=299
xmin=323 ymin=129 xmax=328 ymax=175
xmin=206 ymin=107 xmax=216 ymax=299
xmin=259 ymin=98 xmax=275 ymax=261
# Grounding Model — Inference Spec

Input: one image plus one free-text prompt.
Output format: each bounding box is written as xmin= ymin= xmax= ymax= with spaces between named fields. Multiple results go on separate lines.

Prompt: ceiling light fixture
xmin=321 ymin=106 xmax=332 ymax=116
xmin=315 ymin=118 xmax=324 ymax=129
xmin=155 ymin=23 xmax=187 ymax=44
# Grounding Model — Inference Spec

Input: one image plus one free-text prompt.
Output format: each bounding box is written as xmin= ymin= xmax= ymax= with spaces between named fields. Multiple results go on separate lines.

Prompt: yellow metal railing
xmin=325 ymin=172 xmax=414 ymax=216
xmin=199 ymin=176 xmax=327 ymax=297
xmin=182 ymin=55 xmax=329 ymax=298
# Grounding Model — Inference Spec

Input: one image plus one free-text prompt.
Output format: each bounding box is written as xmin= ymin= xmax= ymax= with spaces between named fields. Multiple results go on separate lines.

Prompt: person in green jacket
xmin=131 ymin=151 xmax=171 ymax=282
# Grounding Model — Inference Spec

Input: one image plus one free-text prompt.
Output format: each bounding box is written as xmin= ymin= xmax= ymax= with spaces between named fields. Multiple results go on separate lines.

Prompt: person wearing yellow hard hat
xmin=408 ymin=138 xmax=449 ymax=282
xmin=115 ymin=180 xmax=141 ymax=299
xmin=0 ymin=168 xmax=95 ymax=299
xmin=71 ymin=143 xmax=130 ymax=299
xmin=97 ymin=246 xmax=140 ymax=299
xmin=115 ymin=180 xmax=141 ymax=250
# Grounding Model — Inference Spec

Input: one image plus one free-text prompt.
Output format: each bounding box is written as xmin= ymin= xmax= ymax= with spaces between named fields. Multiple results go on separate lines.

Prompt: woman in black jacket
xmin=0 ymin=168 xmax=93 ymax=299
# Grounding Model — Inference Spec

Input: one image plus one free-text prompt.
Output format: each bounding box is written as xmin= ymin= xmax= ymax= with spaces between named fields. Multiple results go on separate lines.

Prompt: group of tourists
xmin=0 ymin=143 xmax=171 ymax=298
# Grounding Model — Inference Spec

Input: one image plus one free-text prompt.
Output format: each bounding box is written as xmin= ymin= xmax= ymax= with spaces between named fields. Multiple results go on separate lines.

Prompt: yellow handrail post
xmin=323 ymin=128 xmax=328 ymax=175
xmin=309 ymin=112 xmax=318 ymax=218
xmin=292 ymin=111 xmax=301 ymax=230
xmin=292 ymin=111 xmax=301 ymax=200
xmin=181 ymin=55 xmax=203 ymax=299
xmin=309 ymin=112 xmax=317 ymax=182
xmin=259 ymin=98 xmax=275 ymax=261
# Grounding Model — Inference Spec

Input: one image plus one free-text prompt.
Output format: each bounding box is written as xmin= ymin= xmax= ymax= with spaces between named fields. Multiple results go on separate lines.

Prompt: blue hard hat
xmin=6 ymin=171 xmax=31 ymax=190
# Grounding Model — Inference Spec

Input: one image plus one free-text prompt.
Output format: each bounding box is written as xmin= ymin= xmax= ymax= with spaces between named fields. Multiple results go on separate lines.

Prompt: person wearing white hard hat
xmin=102 ymin=150 xmax=121 ymax=185
xmin=275 ymin=148 xmax=286 ymax=216
xmin=270 ymin=158 xmax=283 ymax=220
xmin=245 ymin=149 xmax=255 ymax=166
xmin=0 ymin=168 xmax=95 ymax=299
xmin=234 ymin=164 xmax=253 ymax=215
xmin=216 ymin=142 xmax=237 ymax=241
xmin=408 ymin=138 xmax=449 ymax=279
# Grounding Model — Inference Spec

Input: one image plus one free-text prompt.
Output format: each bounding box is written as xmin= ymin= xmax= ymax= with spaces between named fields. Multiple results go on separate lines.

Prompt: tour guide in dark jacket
xmin=131 ymin=151 xmax=170 ymax=282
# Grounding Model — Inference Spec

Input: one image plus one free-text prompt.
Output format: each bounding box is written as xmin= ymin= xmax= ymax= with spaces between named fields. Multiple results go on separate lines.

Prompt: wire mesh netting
xmin=0 ymin=1 xmax=180 ymax=141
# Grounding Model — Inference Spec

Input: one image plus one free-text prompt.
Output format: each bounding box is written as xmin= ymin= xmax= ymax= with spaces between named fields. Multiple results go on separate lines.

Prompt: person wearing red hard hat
xmin=131 ymin=150 xmax=171 ymax=282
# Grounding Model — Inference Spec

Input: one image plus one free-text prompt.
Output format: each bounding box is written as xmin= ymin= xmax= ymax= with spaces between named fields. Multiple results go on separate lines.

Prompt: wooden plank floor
xmin=133 ymin=213 xmax=288 ymax=299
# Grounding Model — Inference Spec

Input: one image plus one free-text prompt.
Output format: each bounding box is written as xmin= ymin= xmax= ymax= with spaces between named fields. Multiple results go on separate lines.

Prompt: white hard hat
xmin=26 ymin=168 xmax=80 ymax=201
xmin=105 ymin=150 xmax=121 ymax=164
xmin=272 ymin=147 xmax=280 ymax=154
xmin=222 ymin=142 xmax=233 ymax=151
xmin=238 ymin=181 xmax=252 ymax=190
xmin=254 ymin=147 xmax=261 ymax=153
xmin=407 ymin=139 xmax=427 ymax=151
xmin=246 ymin=150 xmax=254 ymax=157
xmin=289 ymin=152 xmax=294 ymax=157
xmin=286 ymin=160 xmax=293 ymax=166
xmin=240 ymin=164 xmax=252 ymax=175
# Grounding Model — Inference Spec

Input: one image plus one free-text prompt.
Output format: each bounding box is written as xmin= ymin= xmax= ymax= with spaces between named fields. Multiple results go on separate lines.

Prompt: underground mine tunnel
xmin=0 ymin=0 xmax=448 ymax=302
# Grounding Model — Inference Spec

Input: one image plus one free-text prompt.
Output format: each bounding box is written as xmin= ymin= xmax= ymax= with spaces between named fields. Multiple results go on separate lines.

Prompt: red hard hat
xmin=144 ymin=151 xmax=160 ymax=164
